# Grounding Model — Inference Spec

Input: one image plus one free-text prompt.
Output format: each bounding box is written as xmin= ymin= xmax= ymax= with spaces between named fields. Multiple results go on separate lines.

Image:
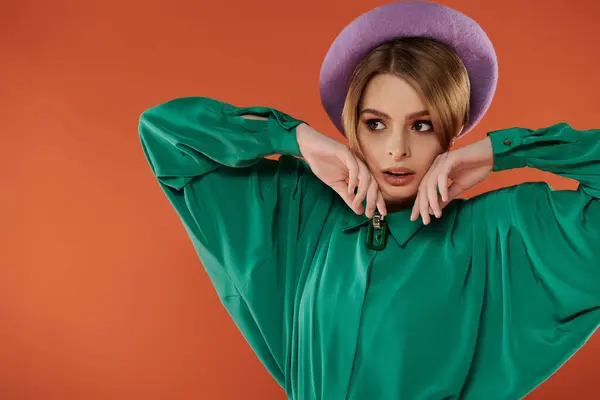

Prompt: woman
xmin=138 ymin=1 xmax=600 ymax=399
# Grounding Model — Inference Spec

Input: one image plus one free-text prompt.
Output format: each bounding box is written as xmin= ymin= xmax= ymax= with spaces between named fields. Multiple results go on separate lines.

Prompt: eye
xmin=411 ymin=120 xmax=434 ymax=133
xmin=365 ymin=119 xmax=386 ymax=132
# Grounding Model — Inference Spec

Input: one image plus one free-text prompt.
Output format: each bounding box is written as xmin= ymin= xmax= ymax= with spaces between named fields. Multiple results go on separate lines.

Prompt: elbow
xmin=138 ymin=98 xmax=179 ymax=142
xmin=137 ymin=96 xmax=211 ymax=137
xmin=138 ymin=100 xmax=170 ymax=136
xmin=137 ymin=104 xmax=172 ymax=174
xmin=138 ymin=102 xmax=161 ymax=140
xmin=138 ymin=111 xmax=159 ymax=148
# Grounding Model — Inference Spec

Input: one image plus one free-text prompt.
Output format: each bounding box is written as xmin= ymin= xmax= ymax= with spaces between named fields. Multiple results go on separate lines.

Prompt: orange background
xmin=2 ymin=0 xmax=600 ymax=398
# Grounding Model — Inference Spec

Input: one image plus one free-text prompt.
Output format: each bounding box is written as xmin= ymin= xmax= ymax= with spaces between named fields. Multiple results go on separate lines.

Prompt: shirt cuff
xmin=487 ymin=127 xmax=531 ymax=172
xmin=268 ymin=109 xmax=305 ymax=157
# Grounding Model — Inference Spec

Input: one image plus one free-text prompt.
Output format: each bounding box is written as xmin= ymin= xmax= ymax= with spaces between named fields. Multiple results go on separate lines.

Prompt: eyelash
xmin=364 ymin=119 xmax=434 ymax=132
xmin=365 ymin=119 xmax=385 ymax=131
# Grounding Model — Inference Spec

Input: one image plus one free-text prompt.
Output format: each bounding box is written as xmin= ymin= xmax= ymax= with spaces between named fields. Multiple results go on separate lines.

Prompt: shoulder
xmin=146 ymin=96 xmax=226 ymax=112
xmin=460 ymin=181 xmax=555 ymax=209
xmin=451 ymin=183 xmax=547 ymax=227
xmin=458 ymin=181 xmax=575 ymax=231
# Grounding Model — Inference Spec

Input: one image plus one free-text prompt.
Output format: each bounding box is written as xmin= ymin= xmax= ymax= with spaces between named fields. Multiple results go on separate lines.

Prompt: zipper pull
xmin=366 ymin=211 xmax=388 ymax=251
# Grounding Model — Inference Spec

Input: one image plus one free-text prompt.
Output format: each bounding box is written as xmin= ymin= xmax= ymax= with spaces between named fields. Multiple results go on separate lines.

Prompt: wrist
xmin=482 ymin=136 xmax=494 ymax=164
xmin=296 ymin=123 xmax=316 ymax=156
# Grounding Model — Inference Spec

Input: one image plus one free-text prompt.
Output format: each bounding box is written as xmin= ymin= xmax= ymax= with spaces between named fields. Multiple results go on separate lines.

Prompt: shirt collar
xmin=341 ymin=202 xmax=425 ymax=247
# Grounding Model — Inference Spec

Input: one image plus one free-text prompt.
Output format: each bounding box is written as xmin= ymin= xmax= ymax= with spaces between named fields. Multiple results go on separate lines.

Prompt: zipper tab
xmin=366 ymin=211 xmax=388 ymax=251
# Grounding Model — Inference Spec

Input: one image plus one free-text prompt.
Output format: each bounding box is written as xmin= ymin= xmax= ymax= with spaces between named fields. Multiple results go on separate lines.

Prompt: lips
xmin=381 ymin=167 xmax=416 ymax=187
xmin=382 ymin=167 xmax=415 ymax=176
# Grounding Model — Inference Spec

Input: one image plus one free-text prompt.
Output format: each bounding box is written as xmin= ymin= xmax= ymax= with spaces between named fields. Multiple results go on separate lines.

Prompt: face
xmin=356 ymin=73 xmax=444 ymax=211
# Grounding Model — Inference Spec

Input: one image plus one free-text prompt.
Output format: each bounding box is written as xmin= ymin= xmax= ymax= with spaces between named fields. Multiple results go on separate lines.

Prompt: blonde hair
xmin=341 ymin=37 xmax=470 ymax=153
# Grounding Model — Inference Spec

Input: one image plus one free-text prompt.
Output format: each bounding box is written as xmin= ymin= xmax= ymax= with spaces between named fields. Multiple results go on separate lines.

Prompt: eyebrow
xmin=360 ymin=108 xmax=429 ymax=120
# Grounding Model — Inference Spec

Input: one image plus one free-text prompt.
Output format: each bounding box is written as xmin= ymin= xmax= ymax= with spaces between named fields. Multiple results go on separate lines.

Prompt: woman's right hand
xmin=296 ymin=123 xmax=387 ymax=218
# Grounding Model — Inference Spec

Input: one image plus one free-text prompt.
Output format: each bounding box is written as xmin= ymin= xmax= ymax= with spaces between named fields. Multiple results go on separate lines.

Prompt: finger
xmin=414 ymin=168 xmax=431 ymax=224
xmin=437 ymin=172 xmax=449 ymax=204
xmin=426 ymin=170 xmax=442 ymax=219
xmin=426 ymin=156 xmax=444 ymax=218
xmin=352 ymin=160 xmax=371 ymax=213
xmin=419 ymin=183 xmax=431 ymax=225
xmin=410 ymin=189 xmax=419 ymax=221
xmin=376 ymin=189 xmax=387 ymax=217
xmin=330 ymin=182 xmax=355 ymax=211
xmin=365 ymin=178 xmax=379 ymax=218
xmin=416 ymin=155 xmax=441 ymax=223
xmin=343 ymin=151 xmax=360 ymax=197
xmin=411 ymin=170 xmax=427 ymax=222
xmin=410 ymin=192 xmax=420 ymax=221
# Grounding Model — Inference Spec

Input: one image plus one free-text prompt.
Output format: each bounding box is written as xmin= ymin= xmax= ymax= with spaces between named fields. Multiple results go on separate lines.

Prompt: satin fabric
xmin=139 ymin=96 xmax=600 ymax=399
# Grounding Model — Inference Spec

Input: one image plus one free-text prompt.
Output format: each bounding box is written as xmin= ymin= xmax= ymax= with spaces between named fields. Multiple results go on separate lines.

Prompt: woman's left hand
xmin=411 ymin=137 xmax=494 ymax=224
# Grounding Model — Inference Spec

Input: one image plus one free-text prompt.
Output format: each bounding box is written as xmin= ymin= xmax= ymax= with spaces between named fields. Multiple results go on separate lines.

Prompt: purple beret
xmin=319 ymin=0 xmax=498 ymax=137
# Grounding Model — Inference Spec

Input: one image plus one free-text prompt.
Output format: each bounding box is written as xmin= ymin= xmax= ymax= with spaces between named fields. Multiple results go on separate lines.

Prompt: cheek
xmin=356 ymin=132 xmax=380 ymax=163
xmin=415 ymin=138 xmax=444 ymax=171
xmin=422 ymin=154 xmax=439 ymax=171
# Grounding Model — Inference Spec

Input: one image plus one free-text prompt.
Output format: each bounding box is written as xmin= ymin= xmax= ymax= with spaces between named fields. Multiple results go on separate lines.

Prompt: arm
xmin=139 ymin=96 xmax=305 ymax=191
xmin=138 ymin=96 xmax=333 ymax=386
xmin=489 ymin=122 xmax=600 ymax=197
xmin=464 ymin=123 xmax=600 ymax=398
xmin=489 ymin=121 xmax=600 ymax=321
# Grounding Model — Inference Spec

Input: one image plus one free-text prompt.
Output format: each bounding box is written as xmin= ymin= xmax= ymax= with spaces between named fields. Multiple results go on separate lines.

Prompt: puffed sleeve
xmin=138 ymin=96 xmax=333 ymax=386
xmin=464 ymin=123 xmax=600 ymax=398
xmin=491 ymin=123 xmax=600 ymax=318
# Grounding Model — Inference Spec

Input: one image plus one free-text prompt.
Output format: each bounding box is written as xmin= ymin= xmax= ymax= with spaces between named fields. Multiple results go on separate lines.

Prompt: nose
xmin=388 ymin=133 xmax=410 ymax=160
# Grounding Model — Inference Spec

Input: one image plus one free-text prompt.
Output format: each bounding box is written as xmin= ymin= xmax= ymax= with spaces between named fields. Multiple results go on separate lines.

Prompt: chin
xmin=381 ymin=185 xmax=418 ymax=206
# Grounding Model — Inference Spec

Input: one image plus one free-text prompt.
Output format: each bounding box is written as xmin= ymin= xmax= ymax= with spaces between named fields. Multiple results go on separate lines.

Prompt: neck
xmin=384 ymin=197 xmax=416 ymax=214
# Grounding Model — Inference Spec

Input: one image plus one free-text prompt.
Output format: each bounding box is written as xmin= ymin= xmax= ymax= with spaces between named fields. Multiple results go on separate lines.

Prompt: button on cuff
xmin=487 ymin=128 xmax=525 ymax=171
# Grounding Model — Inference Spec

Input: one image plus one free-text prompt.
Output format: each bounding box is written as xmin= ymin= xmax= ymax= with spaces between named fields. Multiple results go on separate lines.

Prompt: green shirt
xmin=138 ymin=96 xmax=600 ymax=399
